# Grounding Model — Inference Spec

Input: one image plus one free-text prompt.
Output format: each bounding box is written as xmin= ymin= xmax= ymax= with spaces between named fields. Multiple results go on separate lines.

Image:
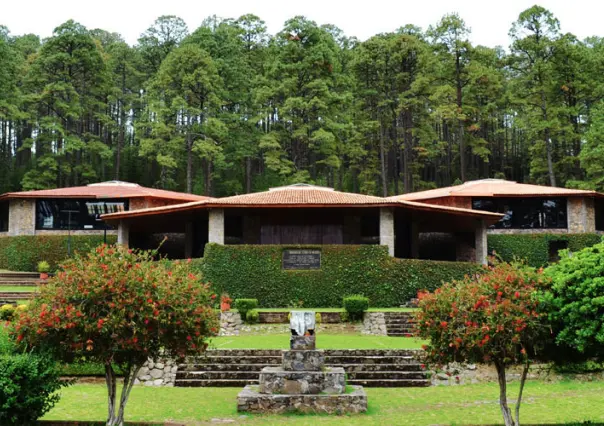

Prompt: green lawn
xmin=43 ymin=381 xmax=604 ymax=425
xmin=209 ymin=334 xmax=426 ymax=350
xmin=0 ymin=285 xmax=38 ymax=293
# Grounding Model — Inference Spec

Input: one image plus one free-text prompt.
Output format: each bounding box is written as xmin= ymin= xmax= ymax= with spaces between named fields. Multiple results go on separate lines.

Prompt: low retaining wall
xmin=134 ymin=358 xmax=178 ymax=387
xmin=259 ymin=311 xmax=342 ymax=324
xmin=219 ymin=311 xmax=242 ymax=336
xmin=361 ymin=312 xmax=387 ymax=335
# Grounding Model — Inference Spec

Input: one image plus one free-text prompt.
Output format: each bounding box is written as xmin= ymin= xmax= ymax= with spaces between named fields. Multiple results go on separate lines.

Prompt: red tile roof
xmin=389 ymin=179 xmax=598 ymax=201
xmin=0 ymin=181 xmax=209 ymax=202
xmin=100 ymin=184 xmax=503 ymax=222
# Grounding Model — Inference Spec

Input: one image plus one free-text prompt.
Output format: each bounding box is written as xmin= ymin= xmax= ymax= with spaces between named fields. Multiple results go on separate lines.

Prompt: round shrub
xmin=315 ymin=312 xmax=322 ymax=324
xmin=246 ymin=309 xmax=260 ymax=324
xmin=0 ymin=304 xmax=15 ymax=321
xmin=234 ymin=298 xmax=258 ymax=319
xmin=343 ymin=295 xmax=369 ymax=321
xmin=0 ymin=354 xmax=68 ymax=426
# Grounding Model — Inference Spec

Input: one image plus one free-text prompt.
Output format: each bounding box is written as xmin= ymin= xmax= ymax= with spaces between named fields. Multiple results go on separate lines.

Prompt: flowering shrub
xmin=12 ymin=244 xmax=219 ymax=426
xmin=416 ymin=260 xmax=549 ymax=426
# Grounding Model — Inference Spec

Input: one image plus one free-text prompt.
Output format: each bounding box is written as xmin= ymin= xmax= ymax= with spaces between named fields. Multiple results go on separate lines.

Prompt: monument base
xmin=237 ymin=385 xmax=368 ymax=414
xmin=259 ymin=366 xmax=345 ymax=395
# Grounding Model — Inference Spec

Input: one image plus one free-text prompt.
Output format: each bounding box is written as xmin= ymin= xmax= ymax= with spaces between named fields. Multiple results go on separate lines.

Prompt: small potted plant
xmin=37 ymin=261 xmax=51 ymax=281
xmin=220 ymin=294 xmax=232 ymax=312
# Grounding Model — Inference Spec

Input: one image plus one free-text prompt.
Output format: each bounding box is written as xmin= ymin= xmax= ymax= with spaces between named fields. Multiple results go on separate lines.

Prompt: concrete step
xmin=188 ymin=355 xmax=282 ymax=365
xmin=346 ymin=371 xmax=426 ymax=380
xmin=347 ymin=378 xmax=430 ymax=387
xmin=177 ymin=371 xmax=259 ymax=380
xmin=175 ymin=379 xmax=256 ymax=388
xmin=324 ymin=355 xmax=416 ymax=364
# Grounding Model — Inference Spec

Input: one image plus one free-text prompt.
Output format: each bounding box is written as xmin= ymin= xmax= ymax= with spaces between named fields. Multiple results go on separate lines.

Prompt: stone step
xmin=178 ymin=362 xmax=424 ymax=373
xmin=192 ymin=349 xmax=283 ymax=357
xmin=325 ymin=355 xmax=416 ymax=364
xmin=387 ymin=333 xmax=416 ymax=338
xmin=188 ymin=355 xmax=282 ymax=365
xmin=0 ymin=272 xmax=40 ymax=280
xmin=385 ymin=318 xmax=415 ymax=324
xmin=334 ymin=363 xmax=424 ymax=372
xmin=385 ymin=324 xmax=415 ymax=329
xmin=347 ymin=378 xmax=430 ymax=387
xmin=0 ymin=292 xmax=35 ymax=301
xmin=323 ymin=349 xmax=421 ymax=357
xmin=175 ymin=378 xmax=256 ymax=387
xmin=178 ymin=363 xmax=270 ymax=372
xmin=346 ymin=371 xmax=427 ymax=380
xmin=201 ymin=349 xmax=422 ymax=357
xmin=177 ymin=371 xmax=260 ymax=380
xmin=0 ymin=280 xmax=42 ymax=286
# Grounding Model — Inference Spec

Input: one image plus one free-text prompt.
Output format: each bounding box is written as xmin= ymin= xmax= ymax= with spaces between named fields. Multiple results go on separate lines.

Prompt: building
xmin=0 ymin=181 xmax=209 ymax=238
xmin=101 ymin=183 xmax=502 ymax=264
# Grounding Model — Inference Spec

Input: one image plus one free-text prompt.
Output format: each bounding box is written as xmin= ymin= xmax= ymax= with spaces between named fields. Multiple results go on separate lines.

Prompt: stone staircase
xmin=0 ymin=272 xmax=41 ymax=304
xmin=384 ymin=312 xmax=416 ymax=337
xmin=176 ymin=349 xmax=429 ymax=388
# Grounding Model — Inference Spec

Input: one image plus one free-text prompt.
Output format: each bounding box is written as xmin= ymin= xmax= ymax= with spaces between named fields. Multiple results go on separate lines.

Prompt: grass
xmin=0 ymin=285 xmax=38 ymax=293
xmin=210 ymin=334 xmax=426 ymax=350
xmin=43 ymin=381 xmax=604 ymax=425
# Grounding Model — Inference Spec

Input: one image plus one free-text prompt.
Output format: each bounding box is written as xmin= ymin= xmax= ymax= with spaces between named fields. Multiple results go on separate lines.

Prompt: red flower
xmin=514 ymin=291 xmax=520 ymax=299
xmin=440 ymin=321 xmax=448 ymax=328
xmin=186 ymin=335 xmax=192 ymax=341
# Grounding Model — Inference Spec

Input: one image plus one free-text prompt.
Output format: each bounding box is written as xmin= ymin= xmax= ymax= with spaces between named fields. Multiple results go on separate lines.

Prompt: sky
xmin=2 ymin=0 xmax=602 ymax=48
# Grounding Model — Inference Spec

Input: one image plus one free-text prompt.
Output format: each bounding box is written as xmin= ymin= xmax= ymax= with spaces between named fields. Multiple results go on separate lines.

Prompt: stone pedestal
xmin=237 ymin=310 xmax=367 ymax=414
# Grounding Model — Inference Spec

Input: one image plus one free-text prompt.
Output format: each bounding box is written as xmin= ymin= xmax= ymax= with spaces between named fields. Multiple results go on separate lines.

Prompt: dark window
xmin=472 ymin=197 xmax=567 ymax=229
xmin=225 ymin=215 xmax=243 ymax=244
xmin=35 ymin=199 xmax=128 ymax=230
xmin=0 ymin=202 xmax=8 ymax=232
xmin=596 ymin=199 xmax=604 ymax=231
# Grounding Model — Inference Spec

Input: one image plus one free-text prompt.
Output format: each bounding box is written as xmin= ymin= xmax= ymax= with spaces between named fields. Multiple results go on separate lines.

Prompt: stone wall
xmin=135 ymin=358 xmax=178 ymax=387
xmin=361 ymin=312 xmax=387 ymax=335
xmin=568 ymin=197 xmax=596 ymax=233
xmin=208 ymin=209 xmax=224 ymax=244
xmin=8 ymin=199 xmax=35 ymax=236
xmin=219 ymin=311 xmax=242 ymax=336
xmin=379 ymin=207 xmax=394 ymax=256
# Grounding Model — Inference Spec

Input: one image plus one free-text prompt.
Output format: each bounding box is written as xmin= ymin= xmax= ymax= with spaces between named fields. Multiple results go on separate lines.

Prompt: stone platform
xmin=259 ymin=366 xmax=345 ymax=395
xmin=237 ymin=385 xmax=368 ymax=414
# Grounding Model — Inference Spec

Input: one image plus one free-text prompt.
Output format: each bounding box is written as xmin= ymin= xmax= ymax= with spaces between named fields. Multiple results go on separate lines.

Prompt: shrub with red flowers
xmin=11 ymin=244 xmax=219 ymax=426
xmin=416 ymin=260 xmax=550 ymax=426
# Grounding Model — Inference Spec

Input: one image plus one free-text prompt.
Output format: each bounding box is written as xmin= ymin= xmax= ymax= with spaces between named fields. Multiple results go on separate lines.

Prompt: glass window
xmin=35 ymin=199 xmax=128 ymax=230
xmin=472 ymin=197 xmax=567 ymax=229
xmin=0 ymin=201 xmax=8 ymax=232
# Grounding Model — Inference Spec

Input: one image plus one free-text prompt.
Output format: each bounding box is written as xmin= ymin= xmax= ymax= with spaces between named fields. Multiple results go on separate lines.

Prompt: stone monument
xmin=237 ymin=311 xmax=367 ymax=414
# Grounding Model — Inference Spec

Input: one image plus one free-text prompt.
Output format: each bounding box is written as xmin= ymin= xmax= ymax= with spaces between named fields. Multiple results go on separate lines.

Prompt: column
xmin=475 ymin=219 xmax=488 ymax=265
xmin=208 ymin=208 xmax=225 ymax=245
xmin=184 ymin=221 xmax=194 ymax=258
xmin=379 ymin=207 xmax=395 ymax=257
xmin=117 ymin=220 xmax=130 ymax=247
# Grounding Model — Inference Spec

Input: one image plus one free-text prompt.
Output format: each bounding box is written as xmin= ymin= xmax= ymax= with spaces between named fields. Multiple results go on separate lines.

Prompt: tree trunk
xmin=379 ymin=124 xmax=388 ymax=197
xmin=115 ymin=364 xmax=142 ymax=426
xmin=494 ymin=359 xmax=516 ymax=426
xmin=245 ymin=157 xmax=252 ymax=193
xmin=105 ymin=363 xmax=117 ymax=426
xmin=515 ymin=360 xmax=530 ymax=426
xmin=541 ymin=92 xmax=556 ymax=187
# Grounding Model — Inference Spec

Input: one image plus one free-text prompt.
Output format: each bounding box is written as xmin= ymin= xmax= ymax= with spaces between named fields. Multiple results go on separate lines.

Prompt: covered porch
xmin=103 ymin=184 xmax=500 ymax=264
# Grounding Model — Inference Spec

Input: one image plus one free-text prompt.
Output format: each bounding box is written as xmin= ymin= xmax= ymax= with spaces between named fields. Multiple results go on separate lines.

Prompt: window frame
xmin=472 ymin=197 xmax=568 ymax=230
xmin=35 ymin=198 xmax=129 ymax=231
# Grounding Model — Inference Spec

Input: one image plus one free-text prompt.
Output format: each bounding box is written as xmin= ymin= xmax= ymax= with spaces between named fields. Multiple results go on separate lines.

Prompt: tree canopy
xmin=1 ymin=7 xmax=604 ymax=196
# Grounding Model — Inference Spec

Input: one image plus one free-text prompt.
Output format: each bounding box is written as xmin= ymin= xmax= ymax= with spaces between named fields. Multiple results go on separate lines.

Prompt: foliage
xmin=0 ymin=304 xmax=15 ymax=321
xmin=342 ymin=295 xmax=369 ymax=321
xmin=245 ymin=309 xmax=259 ymax=324
xmin=37 ymin=260 xmax=50 ymax=273
xmin=12 ymin=244 xmax=219 ymax=426
xmin=0 ymin=235 xmax=117 ymax=272
xmin=234 ymin=298 xmax=258 ymax=319
xmin=416 ymin=260 xmax=550 ymax=426
xmin=487 ymin=234 xmax=601 ymax=267
xmin=0 ymin=353 xmax=68 ymax=426
xmin=201 ymin=244 xmax=480 ymax=307
xmin=0 ymin=7 xmax=602 ymax=198
xmin=543 ymin=241 xmax=604 ymax=360
xmin=0 ymin=325 xmax=13 ymax=354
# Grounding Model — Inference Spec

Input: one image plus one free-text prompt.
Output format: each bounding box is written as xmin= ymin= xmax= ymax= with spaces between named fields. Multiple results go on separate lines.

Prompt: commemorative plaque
xmin=282 ymin=249 xmax=321 ymax=270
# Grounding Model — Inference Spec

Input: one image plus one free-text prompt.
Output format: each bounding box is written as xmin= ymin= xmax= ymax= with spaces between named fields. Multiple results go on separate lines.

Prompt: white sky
xmin=2 ymin=0 xmax=601 ymax=48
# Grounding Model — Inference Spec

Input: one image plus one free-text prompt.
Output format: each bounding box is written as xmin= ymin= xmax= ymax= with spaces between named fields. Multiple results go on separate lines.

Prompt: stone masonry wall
xmin=568 ymin=197 xmax=596 ymax=233
xmin=8 ymin=199 xmax=35 ymax=236
xmin=208 ymin=208 xmax=224 ymax=244
xmin=220 ymin=311 xmax=242 ymax=336
xmin=361 ymin=312 xmax=387 ymax=335
xmin=135 ymin=358 xmax=178 ymax=387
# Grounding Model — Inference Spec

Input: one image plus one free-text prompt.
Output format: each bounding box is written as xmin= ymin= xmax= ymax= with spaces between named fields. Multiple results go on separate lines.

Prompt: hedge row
xmin=198 ymin=244 xmax=481 ymax=307
xmin=0 ymin=235 xmax=117 ymax=271
xmin=487 ymin=233 xmax=602 ymax=268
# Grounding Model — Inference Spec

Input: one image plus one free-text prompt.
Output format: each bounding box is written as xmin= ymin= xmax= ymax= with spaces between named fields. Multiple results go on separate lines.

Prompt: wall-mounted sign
xmin=282 ymin=249 xmax=321 ymax=270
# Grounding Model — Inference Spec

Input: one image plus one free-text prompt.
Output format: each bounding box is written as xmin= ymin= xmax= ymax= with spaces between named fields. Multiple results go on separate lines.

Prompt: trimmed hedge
xmin=199 ymin=244 xmax=481 ymax=308
xmin=487 ymin=233 xmax=601 ymax=268
xmin=0 ymin=235 xmax=117 ymax=272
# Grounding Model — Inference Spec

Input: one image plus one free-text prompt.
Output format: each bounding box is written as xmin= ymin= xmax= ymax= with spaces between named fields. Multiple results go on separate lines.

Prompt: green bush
xmin=0 ymin=354 xmax=68 ymax=425
xmin=0 ymin=235 xmax=117 ymax=272
xmin=343 ymin=295 xmax=369 ymax=321
xmin=245 ymin=309 xmax=259 ymax=324
xmin=488 ymin=233 xmax=601 ymax=268
xmin=37 ymin=261 xmax=50 ymax=273
xmin=234 ymin=298 xmax=258 ymax=319
xmin=0 ymin=326 xmax=13 ymax=355
xmin=544 ymin=241 xmax=604 ymax=360
xmin=200 ymin=244 xmax=481 ymax=307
